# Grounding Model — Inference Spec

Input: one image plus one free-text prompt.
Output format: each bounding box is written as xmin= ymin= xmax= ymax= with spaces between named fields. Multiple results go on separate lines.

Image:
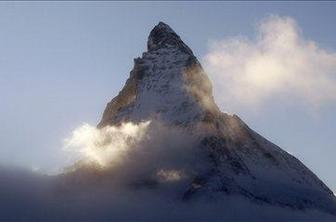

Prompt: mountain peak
xmin=147 ymin=22 xmax=193 ymax=54
xmin=96 ymin=22 xmax=336 ymax=216
xmin=98 ymin=21 xmax=219 ymax=127
xmin=153 ymin=22 xmax=175 ymax=34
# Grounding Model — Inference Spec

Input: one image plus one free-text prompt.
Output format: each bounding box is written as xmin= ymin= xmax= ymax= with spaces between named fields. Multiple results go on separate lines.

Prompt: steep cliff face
xmin=97 ymin=22 xmax=336 ymax=215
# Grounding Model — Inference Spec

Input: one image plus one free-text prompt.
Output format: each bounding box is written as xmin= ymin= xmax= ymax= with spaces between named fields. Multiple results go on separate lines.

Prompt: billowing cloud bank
xmin=204 ymin=15 xmax=336 ymax=110
xmin=63 ymin=121 xmax=151 ymax=167
xmin=62 ymin=121 xmax=206 ymax=185
xmin=0 ymin=121 xmax=335 ymax=221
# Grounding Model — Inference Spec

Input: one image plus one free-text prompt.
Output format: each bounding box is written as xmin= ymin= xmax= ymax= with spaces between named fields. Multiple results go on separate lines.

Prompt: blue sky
xmin=0 ymin=2 xmax=335 ymax=192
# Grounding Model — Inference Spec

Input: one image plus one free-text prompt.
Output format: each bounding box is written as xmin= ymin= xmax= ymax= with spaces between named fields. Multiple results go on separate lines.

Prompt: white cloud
xmin=204 ymin=15 xmax=336 ymax=110
xmin=62 ymin=120 xmax=206 ymax=184
xmin=63 ymin=121 xmax=150 ymax=167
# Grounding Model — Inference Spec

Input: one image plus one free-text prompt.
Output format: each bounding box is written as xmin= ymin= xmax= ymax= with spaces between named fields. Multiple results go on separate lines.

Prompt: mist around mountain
xmin=0 ymin=22 xmax=335 ymax=221
xmin=0 ymin=154 xmax=335 ymax=221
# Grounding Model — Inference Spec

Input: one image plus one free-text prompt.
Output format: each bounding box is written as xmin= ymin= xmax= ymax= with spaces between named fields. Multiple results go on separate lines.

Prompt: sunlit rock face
xmin=94 ymin=22 xmax=336 ymax=215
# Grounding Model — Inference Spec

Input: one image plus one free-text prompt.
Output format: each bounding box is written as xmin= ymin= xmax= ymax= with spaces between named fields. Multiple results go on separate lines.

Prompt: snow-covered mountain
xmin=97 ymin=22 xmax=336 ymax=215
xmin=2 ymin=22 xmax=335 ymax=221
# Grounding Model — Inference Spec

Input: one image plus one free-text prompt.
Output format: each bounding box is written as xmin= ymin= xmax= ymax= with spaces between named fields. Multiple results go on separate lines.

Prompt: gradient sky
xmin=0 ymin=2 xmax=335 ymax=192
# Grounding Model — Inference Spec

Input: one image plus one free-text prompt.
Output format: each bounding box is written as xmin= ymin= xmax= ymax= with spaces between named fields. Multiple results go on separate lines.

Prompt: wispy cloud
xmin=204 ymin=15 xmax=336 ymax=111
